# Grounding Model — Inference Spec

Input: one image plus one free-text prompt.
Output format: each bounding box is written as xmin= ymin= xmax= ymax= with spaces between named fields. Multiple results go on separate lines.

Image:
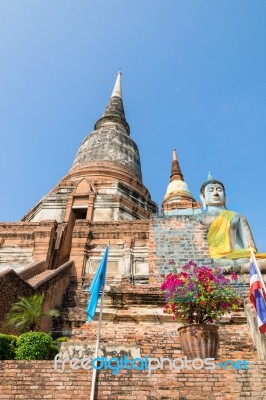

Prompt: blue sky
xmin=1 ymin=1 xmax=266 ymax=250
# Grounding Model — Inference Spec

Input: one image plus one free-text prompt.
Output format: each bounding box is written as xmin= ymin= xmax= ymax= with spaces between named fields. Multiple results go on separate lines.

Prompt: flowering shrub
xmin=161 ymin=261 xmax=241 ymax=324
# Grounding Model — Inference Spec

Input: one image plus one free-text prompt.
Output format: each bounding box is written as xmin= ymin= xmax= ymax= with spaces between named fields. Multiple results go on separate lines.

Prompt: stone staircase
xmin=231 ymin=306 xmax=248 ymax=324
xmin=27 ymin=270 xmax=56 ymax=287
xmin=50 ymin=277 xmax=250 ymax=338
xmin=51 ymin=279 xmax=89 ymax=336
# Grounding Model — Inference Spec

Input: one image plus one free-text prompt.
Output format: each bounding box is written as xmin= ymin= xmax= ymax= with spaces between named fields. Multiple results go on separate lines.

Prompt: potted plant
xmin=161 ymin=261 xmax=241 ymax=358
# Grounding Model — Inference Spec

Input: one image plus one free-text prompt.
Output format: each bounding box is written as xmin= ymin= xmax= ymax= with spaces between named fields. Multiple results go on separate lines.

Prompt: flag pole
xmin=249 ymin=245 xmax=266 ymax=293
xmin=90 ymin=285 xmax=105 ymax=400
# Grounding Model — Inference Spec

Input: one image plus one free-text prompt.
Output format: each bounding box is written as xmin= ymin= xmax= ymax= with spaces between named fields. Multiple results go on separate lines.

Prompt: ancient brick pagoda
xmin=0 ymin=72 xmax=266 ymax=399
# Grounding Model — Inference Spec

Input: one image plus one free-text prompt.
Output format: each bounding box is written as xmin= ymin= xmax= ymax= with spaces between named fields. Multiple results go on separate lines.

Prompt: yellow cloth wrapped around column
xmin=207 ymin=210 xmax=266 ymax=259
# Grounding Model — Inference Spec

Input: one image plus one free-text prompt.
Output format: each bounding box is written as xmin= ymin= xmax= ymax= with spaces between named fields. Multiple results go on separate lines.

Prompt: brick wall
xmin=0 ymin=322 xmax=265 ymax=399
xmin=149 ymin=215 xmax=211 ymax=279
xmin=0 ymin=269 xmax=34 ymax=331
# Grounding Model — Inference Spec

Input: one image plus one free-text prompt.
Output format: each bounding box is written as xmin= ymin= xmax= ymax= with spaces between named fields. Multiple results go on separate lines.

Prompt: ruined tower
xmin=0 ymin=73 xmax=265 ymax=400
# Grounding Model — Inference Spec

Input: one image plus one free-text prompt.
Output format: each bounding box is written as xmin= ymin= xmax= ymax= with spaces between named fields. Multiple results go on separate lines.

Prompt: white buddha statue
xmin=199 ymin=174 xmax=260 ymax=263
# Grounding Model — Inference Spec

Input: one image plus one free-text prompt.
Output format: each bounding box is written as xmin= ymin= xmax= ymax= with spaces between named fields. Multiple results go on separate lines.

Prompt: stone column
xmin=32 ymin=220 xmax=57 ymax=268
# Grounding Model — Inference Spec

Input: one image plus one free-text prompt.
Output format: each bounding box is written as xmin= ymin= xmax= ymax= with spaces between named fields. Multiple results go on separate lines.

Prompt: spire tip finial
xmin=173 ymin=149 xmax=177 ymax=161
xmin=207 ymin=172 xmax=214 ymax=181
xmin=111 ymin=71 xmax=122 ymax=98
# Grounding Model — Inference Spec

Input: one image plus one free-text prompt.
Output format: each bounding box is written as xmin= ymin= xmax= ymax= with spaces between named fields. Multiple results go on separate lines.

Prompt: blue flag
xmin=86 ymin=246 xmax=108 ymax=322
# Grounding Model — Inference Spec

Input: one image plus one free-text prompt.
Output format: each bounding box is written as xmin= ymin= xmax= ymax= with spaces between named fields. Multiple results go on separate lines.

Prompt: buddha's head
xmin=200 ymin=176 xmax=226 ymax=209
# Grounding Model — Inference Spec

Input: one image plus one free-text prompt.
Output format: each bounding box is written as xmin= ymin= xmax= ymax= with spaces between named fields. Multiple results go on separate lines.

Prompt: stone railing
xmin=0 ymin=260 xmax=74 ymax=333
xmin=245 ymin=299 xmax=266 ymax=360
xmin=19 ymin=260 xmax=47 ymax=280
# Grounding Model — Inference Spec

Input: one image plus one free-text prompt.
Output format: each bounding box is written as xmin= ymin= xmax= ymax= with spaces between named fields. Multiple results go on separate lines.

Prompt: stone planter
xmin=178 ymin=324 xmax=219 ymax=359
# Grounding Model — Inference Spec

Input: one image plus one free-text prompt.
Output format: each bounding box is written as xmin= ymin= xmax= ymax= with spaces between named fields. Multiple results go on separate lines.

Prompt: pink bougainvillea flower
xmin=161 ymin=261 xmax=241 ymax=325
xmin=231 ymin=273 xmax=238 ymax=281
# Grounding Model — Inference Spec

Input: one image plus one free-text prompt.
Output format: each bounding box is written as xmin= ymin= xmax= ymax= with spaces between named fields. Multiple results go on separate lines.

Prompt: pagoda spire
xmin=94 ymin=71 xmax=130 ymax=135
xmin=162 ymin=149 xmax=200 ymax=212
xmin=170 ymin=149 xmax=184 ymax=182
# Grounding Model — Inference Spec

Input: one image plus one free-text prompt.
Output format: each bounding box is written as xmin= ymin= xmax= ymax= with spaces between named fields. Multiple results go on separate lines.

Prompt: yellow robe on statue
xmin=207 ymin=210 xmax=266 ymax=259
